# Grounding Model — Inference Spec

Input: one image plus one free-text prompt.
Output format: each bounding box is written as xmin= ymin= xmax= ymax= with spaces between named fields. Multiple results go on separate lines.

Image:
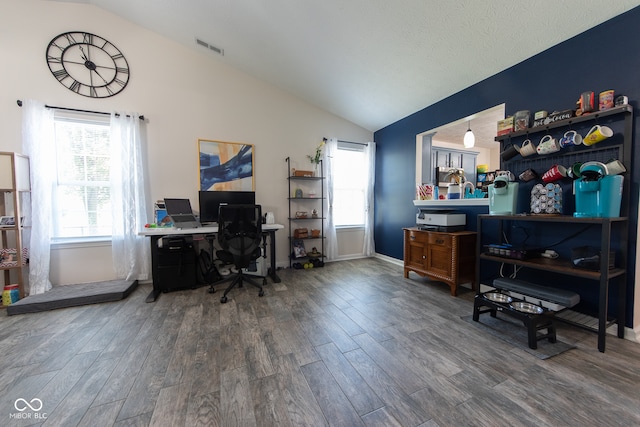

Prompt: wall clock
xmin=46 ymin=31 xmax=130 ymax=98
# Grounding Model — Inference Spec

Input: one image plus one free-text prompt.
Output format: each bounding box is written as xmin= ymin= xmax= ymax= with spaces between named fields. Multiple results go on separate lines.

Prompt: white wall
xmin=0 ymin=1 xmax=372 ymax=284
xmin=336 ymin=228 xmax=366 ymax=260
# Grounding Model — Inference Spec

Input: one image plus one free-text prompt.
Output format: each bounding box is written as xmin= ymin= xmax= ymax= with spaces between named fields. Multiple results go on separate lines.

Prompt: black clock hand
xmin=79 ymin=44 xmax=107 ymax=84
xmin=92 ymin=67 xmax=109 ymax=85
xmin=79 ymin=45 xmax=89 ymax=62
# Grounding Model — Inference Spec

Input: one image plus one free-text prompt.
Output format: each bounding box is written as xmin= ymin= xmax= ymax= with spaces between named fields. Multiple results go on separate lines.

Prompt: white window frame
xmin=333 ymin=141 xmax=367 ymax=228
xmin=51 ymin=111 xmax=112 ymax=244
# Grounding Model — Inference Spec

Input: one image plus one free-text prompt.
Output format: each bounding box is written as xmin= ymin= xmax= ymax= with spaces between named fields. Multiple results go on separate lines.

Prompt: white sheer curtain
xmin=110 ymin=113 xmax=150 ymax=281
xmin=323 ymin=138 xmax=338 ymax=261
xmin=363 ymin=142 xmax=376 ymax=256
xmin=21 ymin=100 xmax=55 ymax=295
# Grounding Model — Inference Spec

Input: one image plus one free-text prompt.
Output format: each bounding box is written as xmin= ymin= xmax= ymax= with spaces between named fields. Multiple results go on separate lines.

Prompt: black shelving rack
xmin=285 ymin=157 xmax=325 ymax=267
xmin=476 ymin=104 xmax=633 ymax=352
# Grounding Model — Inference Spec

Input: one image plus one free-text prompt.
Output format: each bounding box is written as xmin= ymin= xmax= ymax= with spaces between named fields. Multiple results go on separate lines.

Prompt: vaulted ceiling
xmin=51 ymin=0 xmax=640 ymax=132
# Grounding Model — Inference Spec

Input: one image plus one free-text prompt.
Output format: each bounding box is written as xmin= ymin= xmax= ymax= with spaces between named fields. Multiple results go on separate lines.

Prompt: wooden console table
xmin=403 ymin=228 xmax=476 ymax=296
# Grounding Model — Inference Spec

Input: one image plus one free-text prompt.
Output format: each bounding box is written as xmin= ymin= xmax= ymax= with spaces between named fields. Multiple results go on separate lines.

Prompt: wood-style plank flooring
xmin=1 ymin=258 xmax=640 ymax=426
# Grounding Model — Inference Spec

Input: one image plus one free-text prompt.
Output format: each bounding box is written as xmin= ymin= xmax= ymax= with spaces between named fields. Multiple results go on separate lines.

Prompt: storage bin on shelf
xmin=2 ymin=284 xmax=20 ymax=305
xmin=0 ymin=248 xmax=28 ymax=267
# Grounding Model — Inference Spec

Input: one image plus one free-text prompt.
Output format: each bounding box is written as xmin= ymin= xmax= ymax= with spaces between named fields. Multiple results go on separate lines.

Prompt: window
xmin=333 ymin=142 xmax=367 ymax=226
xmin=52 ymin=113 xmax=112 ymax=239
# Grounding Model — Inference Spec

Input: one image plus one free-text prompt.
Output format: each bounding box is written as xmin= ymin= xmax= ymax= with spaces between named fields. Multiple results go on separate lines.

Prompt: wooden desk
xmin=403 ymin=228 xmax=476 ymax=296
xmin=139 ymin=224 xmax=284 ymax=302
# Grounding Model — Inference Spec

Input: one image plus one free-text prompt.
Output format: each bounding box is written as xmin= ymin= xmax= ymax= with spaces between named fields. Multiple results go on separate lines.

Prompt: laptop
xmin=163 ymin=198 xmax=201 ymax=229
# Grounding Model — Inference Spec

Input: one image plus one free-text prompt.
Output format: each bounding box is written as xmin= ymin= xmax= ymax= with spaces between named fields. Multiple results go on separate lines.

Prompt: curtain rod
xmin=16 ymin=100 xmax=145 ymax=121
xmin=323 ymin=137 xmax=368 ymax=146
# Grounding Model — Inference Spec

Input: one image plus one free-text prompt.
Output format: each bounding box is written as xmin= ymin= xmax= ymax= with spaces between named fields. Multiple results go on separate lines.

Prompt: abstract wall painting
xmin=198 ymin=139 xmax=255 ymax=191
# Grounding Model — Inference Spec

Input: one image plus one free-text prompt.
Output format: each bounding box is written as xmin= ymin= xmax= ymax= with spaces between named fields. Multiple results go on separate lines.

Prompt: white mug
xmin=265 ymin=212 xmax=275 ymax=224
xmin=519 ymin=139 xmax=537 ymax=157
xmin=606 ymin=159 xmax=626 ymax=175
xmin=537 ymin=135 xmax=560 ymax=155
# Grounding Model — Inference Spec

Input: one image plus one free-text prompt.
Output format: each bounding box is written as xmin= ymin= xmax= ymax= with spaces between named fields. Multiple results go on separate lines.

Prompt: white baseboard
xmin=327 ymin=254 xmax=370 ymax=262
xmin=373 ymin=252 xmax=403 ymax=267
xmin=624 ymin=327 xmax=640 ymax=343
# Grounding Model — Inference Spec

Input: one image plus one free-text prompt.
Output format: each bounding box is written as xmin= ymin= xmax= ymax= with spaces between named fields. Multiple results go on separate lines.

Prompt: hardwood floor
xmin=1 ymin=258 xmax=640 ymax=426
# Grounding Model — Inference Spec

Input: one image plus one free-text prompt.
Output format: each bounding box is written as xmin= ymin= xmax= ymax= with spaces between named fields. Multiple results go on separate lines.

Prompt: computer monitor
xmin=198 ymin=190 xmax=256 ymax=224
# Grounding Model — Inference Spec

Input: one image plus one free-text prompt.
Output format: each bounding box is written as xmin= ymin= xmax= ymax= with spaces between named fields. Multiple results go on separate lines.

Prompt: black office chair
xmin=215 ymin=204 xmax=266 ymax=303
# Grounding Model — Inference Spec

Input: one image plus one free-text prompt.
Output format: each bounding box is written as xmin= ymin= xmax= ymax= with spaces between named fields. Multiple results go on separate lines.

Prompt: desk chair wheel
xmin=220 ymin=296 xmax=228 ymax=303
xmin=259 ymin=290 xmax=265 ymax=297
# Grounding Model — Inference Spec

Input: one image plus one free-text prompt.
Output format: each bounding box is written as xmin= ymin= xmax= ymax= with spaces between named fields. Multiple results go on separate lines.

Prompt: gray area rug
xmin=6 ymin=279 xmax=138 ymax=316
xmin=461 ymin=314 xmax=575 ymax=360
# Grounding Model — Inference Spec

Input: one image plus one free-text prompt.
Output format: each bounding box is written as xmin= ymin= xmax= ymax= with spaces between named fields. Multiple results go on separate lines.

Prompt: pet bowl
xmin=483 ymin=292 xmax=513 ymax=303
xmin=510 ymin=301 xmax=544 ymax=314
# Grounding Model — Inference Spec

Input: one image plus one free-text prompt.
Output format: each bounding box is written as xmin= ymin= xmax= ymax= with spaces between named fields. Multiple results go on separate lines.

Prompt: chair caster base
xmin=220 ymin=296 xmax=228 ymax=303
xmin=259 ymin=290 xmax=264 ymax=297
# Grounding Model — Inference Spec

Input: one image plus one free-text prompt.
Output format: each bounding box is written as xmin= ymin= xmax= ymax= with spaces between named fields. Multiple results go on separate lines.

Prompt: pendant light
xmin=464 ymin=121 xmax=475 ymax=148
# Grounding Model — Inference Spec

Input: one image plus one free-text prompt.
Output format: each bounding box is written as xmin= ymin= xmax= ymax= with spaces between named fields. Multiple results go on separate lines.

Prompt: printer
xmin=416 ymin=209 xmax=466 ymax=232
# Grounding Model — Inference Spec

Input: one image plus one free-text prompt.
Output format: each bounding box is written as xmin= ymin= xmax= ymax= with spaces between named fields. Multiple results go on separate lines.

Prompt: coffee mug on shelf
xmin=519 ymin=139 xmax=537 ymax=157
xmin=537 ymin=135 xmax=560 ymax=155
xmin=559 ymin=130 xmax=582 ymax=148
xmin=542 ymin=164 xmax=567 ymax=183
xmin=583 ymin=125 xmax=613 ymax=146
xmin=496 ymin=170 xmax=516 ymax=181
xmin=566 ymin=162 xmax=583 ymax=180
xmin=500 ymin=143 xmax=520 ymax=161
xmin=605 ymin=159 xmax=626 ymax=175
xmin=518 ymin=168 xmax=537 ymax=182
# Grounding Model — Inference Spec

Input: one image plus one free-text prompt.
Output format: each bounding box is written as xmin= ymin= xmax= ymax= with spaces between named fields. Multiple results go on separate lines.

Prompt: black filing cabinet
xmin=152 ymin=235 xmax=197 ymax=293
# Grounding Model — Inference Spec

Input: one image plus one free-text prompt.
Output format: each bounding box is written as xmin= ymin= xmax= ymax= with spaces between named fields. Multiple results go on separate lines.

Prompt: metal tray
xmin=510 ymin=301 xmax=544 ymax=314
xmin=483 ymin=292 xmax=513 ymax=303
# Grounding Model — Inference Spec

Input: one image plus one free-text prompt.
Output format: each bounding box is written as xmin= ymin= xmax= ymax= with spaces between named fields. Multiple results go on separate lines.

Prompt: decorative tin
xmin=513 ymin=110 xmax=530 ymax=131
xmin=532 ymin=110 xmax=574 ymax=128
xmin=497 ymin=116 xmax=514 ymax=136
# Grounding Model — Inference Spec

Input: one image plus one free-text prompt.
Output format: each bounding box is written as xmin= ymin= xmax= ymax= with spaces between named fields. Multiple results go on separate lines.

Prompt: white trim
xmin=51 ymin=238 xmax=112 ymax=250
xmin=326 ymin=254 xmax=371 ymax=262
xmin=374 ymin=252 xmax=403 ymax=267
xmin=414 ymin=199 xmax=489 ymax=207
xmin=625 ymin=326 xmax=640 ymax=344
xmin=336 ymin=224 xmax=365 ymax=230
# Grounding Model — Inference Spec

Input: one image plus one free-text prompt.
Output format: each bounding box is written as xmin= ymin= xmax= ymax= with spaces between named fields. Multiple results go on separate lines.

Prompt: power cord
xmin=540 ymin=249 xmax=559 ymax=259
xmin=494 ymin=224 xmax=591 ymax=280
xmin=499 ymin=262 xmax=522 ymax=278
xmin=544 ymin=224 xmax=593 ymax=249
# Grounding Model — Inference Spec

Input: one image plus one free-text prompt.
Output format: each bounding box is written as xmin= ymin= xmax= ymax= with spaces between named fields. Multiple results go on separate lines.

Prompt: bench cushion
xmin=493 ymin=278 xmax=580 ymax=308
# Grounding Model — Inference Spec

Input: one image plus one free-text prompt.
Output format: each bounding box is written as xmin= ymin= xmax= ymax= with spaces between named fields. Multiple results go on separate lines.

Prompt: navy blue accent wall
xmin=374 ymin=8 xmax=640 ymax=325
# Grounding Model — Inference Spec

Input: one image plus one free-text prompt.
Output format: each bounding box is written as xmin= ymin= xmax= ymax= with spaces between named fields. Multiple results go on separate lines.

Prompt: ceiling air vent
xmin=195 ymin=38 xmax=224 ymax=56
